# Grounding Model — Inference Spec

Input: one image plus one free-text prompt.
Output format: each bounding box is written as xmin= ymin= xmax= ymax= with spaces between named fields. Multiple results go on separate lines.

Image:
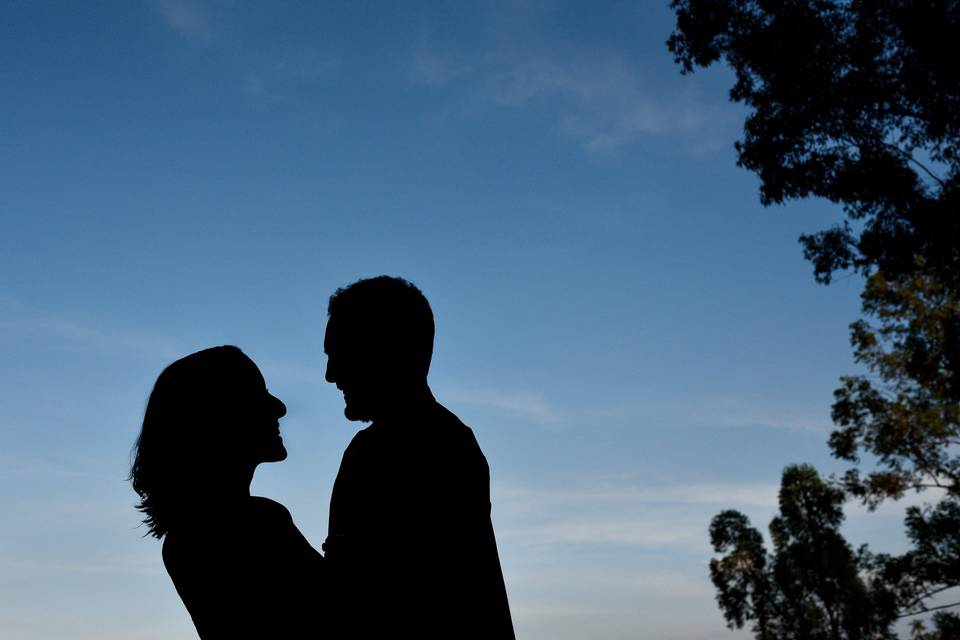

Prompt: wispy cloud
xmin=686 ymin=395 xmax=832 ymax=433
xmin=0 ymin=556 xmax=161 ymax=577
xmin=155 ymin=0 xmax=211 ymax=42
xmin=241 ymin=48 xmax=342 ymax=98
xmin=4 ymin=316 xmax=180 ymax=359
xmin=409 ymin=45 xmax=738 ymax=154
xmin=411 ymin=47 xmax=472 ymax=87
xmin=499 ymin=479 xmax=927 ymax=638
xmin=495 ymin=481 xmax=779 ymax=550
xmin=517 ymin=569 xmax=716 ymax=600
xmin=593 ymin=396 xmax=832 ymax=433
xmin=507 ymin=570 xmax=735 ymax=640
xmin=499 ymin=482 xmax=780 ymax=509
xmin=489 ymin=53 xmax=733 ymax=152
xmin=151 ymin=2 xmax=342 ymax=99
xmin=0 ymin=452 xmax=113 ymax=482
xmin=0 ymin=296 xmax=182 ymax=360
xmin=514 ymin=517 xmax=705 ymax=547
xmin=494 ymin=476 xmax=946 ymax=554
xmin=445 ymin=387 xmax=558 ymax=424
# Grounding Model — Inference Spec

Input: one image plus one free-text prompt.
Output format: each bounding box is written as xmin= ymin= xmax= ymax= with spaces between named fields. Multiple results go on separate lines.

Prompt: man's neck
xmin=371 ymin=384 xmax=436 ymax=425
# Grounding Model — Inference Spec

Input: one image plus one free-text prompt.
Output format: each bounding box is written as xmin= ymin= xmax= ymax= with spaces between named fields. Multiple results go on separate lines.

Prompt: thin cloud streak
xmin=499 ymin=482 xmax=780 ymax=509
xmin=409 ymin=45 xmax=738 ymax=153
xmin=0 ymin=557 xmax=161 ymax=577
xmin=489 ymin=54 xmax=733 ymax=151
xmin=591 ymin=396 xmax=832 ymax=433
xmin=494 ymin=481 xmax=779 ymax=550
xmin=0 ymin=298 xmax=182 ymax=361
xmin=155 ymin=0 xmax=210 ymax=42
xmin=514 ymin=570 xmax=716 ymax=600
xmin=509 ymin=518 xmax=705 ymax=548
xmin=444 ymin=387 xmax=558 ymax=424
xmin=241 ymin=48 xmax=342 ymax=98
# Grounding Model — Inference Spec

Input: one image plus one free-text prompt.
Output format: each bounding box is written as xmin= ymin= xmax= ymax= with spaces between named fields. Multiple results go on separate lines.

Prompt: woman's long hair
xmin=130 ymin=345 xmax=249 ymax=539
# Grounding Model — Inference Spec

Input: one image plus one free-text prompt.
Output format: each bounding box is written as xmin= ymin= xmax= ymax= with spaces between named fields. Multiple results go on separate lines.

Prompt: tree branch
xmin=913 ymin=484 xmax=950 ymax=491
xmin=838 ymin=134 xmax=946 ymax=189
xmin=900 ymin=585 xmax=959 ymax=614
xmin=882 ymin=128 xmax=946 ymax=188
xmin=904 ymin=152 xmax=946 ymax=189
xmin=898 ymin=600 xmax=960 ymax=618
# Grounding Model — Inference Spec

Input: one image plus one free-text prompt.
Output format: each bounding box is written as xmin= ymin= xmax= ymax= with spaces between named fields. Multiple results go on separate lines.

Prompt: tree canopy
xmin=668 ymin=0 xmax=959 ymax=287
xmin=668 ymin=1 xmax=960 ymax=637
xmin=710 ymin=465 xmax=897 ymax=640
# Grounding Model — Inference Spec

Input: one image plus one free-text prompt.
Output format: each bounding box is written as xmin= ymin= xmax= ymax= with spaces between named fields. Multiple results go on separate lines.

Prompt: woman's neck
xmin=202 ymin=463 xmax=256 ymax=501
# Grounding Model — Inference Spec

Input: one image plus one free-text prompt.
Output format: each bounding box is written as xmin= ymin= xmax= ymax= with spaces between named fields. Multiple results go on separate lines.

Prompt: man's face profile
xmin=324 ymin=314 xmax=383 ymax=422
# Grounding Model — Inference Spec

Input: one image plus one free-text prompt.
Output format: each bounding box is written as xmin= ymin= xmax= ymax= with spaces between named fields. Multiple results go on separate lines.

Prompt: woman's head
xmin=130 ymin=346 xmax=287 ymax=538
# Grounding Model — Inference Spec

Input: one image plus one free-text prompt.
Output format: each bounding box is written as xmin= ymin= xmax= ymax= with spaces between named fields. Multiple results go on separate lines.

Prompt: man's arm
xmin=424 ymin=433 xmax=515 ymax=640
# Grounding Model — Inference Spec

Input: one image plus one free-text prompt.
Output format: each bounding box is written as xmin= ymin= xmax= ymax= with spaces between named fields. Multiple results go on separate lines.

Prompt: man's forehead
xmin=324 ymin=315 xmax=357 ymax=348
xmin=325 ymin=316 xmax=386 ymax=353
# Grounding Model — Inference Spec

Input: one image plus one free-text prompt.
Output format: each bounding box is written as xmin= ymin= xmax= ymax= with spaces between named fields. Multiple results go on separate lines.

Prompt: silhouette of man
xmin=323 ymin=276 xmax=515 ymax=639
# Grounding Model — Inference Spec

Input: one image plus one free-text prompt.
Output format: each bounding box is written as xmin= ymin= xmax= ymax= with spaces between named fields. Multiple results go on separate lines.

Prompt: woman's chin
xmin=261 ymin=441 xmax=288 ymax=463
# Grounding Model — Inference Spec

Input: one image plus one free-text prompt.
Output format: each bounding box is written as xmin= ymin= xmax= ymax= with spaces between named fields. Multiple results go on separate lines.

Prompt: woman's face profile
xmin=219 ymin=354 xmax=288 ymax=466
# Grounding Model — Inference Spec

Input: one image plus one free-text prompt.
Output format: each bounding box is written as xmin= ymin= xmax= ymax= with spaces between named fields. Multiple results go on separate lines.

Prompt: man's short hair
xmin=327 ymin=275 xmax=435 ymax=376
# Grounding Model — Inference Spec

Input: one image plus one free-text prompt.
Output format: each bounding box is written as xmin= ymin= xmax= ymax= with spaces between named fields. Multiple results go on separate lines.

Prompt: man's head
xmin=324 ymin=275 xmax=435 ymax=422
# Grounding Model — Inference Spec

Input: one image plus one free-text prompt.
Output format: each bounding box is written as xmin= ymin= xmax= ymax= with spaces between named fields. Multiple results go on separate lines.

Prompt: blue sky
xmin=0 ymin=2 xmax=923 ymax=639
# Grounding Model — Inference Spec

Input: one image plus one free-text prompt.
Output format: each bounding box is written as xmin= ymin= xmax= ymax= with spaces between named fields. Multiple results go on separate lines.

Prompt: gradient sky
xmin=0 ymin=2 xmax=921 ymax=639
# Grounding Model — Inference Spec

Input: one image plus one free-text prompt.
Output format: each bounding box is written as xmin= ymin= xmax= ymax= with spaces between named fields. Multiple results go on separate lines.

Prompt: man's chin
xmin=344 ymin=403 xmax=373 ymax=422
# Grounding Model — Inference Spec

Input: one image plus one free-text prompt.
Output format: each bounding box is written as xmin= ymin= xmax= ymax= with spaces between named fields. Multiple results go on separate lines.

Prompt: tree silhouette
xmin=668 ymin=0 xmax=959 ymax=287
xmin=710 ymin=465 xmax=897 ymax=640
xmin=828 ymin=270 xmax=960 ymax=635
xmin=668 ymin=1 xmax=960 ymax=635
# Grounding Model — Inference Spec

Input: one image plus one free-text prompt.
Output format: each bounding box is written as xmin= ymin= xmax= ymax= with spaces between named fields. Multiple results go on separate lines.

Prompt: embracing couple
xmin=130 ymin=276 xmax=515 ymax=639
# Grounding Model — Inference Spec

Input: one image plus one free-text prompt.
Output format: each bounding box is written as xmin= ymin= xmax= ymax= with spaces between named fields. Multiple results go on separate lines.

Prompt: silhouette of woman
xmin=130 ymin=346 xmax=323 ymax=638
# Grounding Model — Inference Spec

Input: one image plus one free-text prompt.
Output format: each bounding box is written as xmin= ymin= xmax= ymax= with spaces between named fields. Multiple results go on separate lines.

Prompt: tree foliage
xmin=668 ymin=1 xmax=960 ymax=636
xmin=710 ymin=465 xmax=897 ymax=640
xmin=830 ymin=267 xmax=960 ymax=506
xmin=667 ymin=0 xmax=960 ymax=287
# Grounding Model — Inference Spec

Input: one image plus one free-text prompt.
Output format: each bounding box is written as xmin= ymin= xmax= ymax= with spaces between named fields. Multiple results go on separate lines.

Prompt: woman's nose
xmin=272 ymin=394 xmax=287 ymax=418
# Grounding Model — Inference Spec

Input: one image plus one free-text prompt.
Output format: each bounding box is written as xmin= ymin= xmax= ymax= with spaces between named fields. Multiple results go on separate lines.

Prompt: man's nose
xmin=325 ymin=358 xmax=335 ymax=384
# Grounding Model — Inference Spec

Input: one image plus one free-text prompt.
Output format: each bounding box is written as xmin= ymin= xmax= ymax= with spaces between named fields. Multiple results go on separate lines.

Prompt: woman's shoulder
xmin=161 ymin=528 xmax=211 ymax=582
xmin=161 ymin=498 xmax=291 ymax=556
xmin=247 ymin=496 xmax=293 ymax=519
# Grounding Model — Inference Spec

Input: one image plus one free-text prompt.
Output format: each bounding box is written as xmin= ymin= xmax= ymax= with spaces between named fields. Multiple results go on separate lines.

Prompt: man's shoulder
xmin=346 ymin=423 xmax=375 ymax=444
xmin=341 ymin=423 xmax=377 ymax=455
xmin=426 ymin=403 xmax=490 ymax=476
xmin=432 ymin=403 xmax=483 ymax=447
xmin=432 ymin=402 xmax=470 ymax=430
xmin=341 ymin=403 xmax=487 ymax=467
